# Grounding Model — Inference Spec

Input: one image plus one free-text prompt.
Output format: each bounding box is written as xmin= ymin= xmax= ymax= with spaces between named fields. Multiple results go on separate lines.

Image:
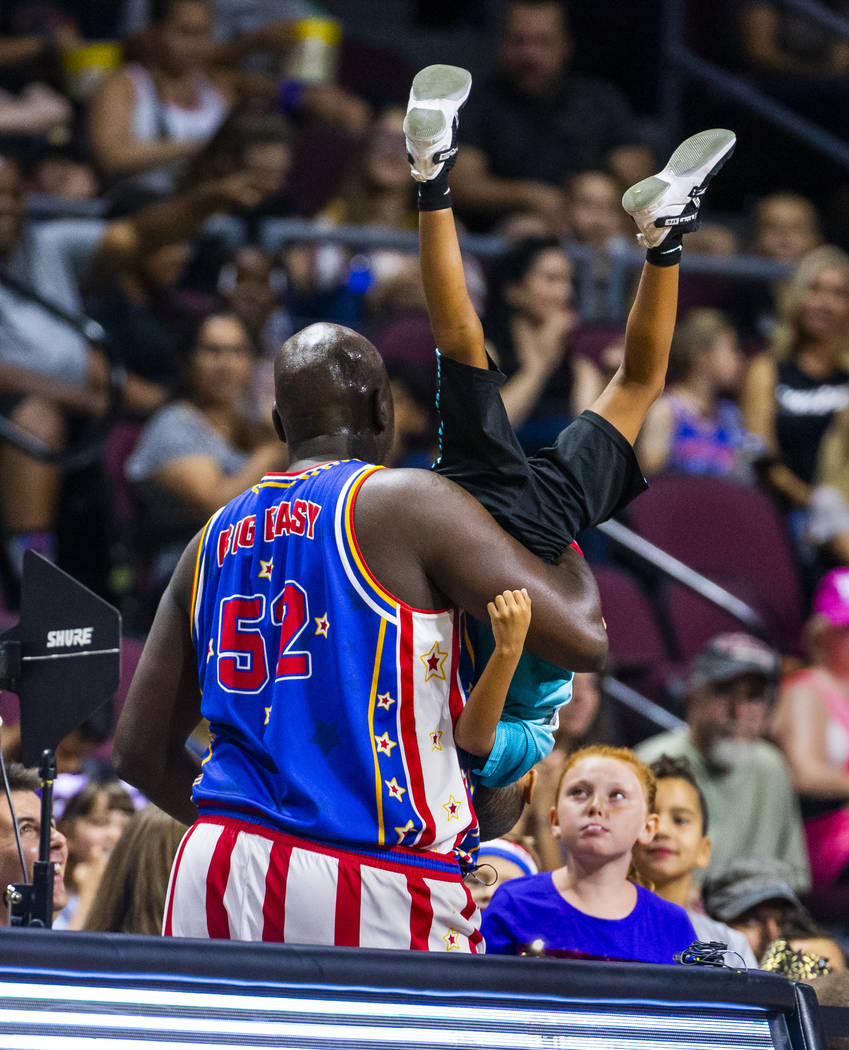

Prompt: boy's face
xmin=633 ymin=777 xmax=710 ymax=888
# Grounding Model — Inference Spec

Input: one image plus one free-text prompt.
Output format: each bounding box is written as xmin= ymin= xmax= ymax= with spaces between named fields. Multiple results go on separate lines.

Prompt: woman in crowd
xmin=742 ymin=245 xmax=849 ymax=563
xmin=87 ymin=0 xmax=233 ymax=201
xmin=481 ymin=745 xmax=696 ymax=961
xmin=125 ymin=310 xmax=287 ymax=595
xmin=54 ymin=779 xmax=136 ymax=930
xmin=483 ymin=236 xmax=604 ymax=449
xmin=637 ymin=308 xmax=762 ymax=479
xmin=84 ymin=804 xmax=187 ymax=935
xmin=285 ymin=107 xmax=431 ymax=330
xmin=772 ymin=567 xmax=849 ymax=890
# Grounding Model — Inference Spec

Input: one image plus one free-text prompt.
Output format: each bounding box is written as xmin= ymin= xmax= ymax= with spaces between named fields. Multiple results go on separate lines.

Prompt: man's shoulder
xmin=747 ymin=738 xmax=793 ymax=776
xmin=633 ymin=729 xmax=690 ymax=762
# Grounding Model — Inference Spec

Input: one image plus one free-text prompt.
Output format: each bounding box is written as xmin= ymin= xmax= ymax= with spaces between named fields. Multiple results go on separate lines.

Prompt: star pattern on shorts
xmin=442 ymin=794 xmax=462 ymax=820
xmin=376 ymin=691 xmax=395 ymax=711
xmin=420 ymin=641 xmax=448 ymax=682
xmin=443 ymin=928 xmax=461 ymax=951
xmin=430 ymin=728 xmax=443 ymax=751
xmin=258 ymin=558 xmax=274 ymax=580
xmin=207 ymin=638 xmax=215 ymax=662
xmin=375 ymin=731 xmax=397 ymax=757
xmin=385 ymin=777 xmax=406 ymax=801
xmin=314 ymin=613 xmax=329 ymax=638
xmin=395 ymin=819 xmax=415 ymax=844
xmin=264 ymin=706 xmax=272 ymax=725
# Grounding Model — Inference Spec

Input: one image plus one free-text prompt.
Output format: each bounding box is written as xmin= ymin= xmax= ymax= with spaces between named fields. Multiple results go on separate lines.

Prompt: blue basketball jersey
xmin=190 ymin=460 xmax=478 ymax=866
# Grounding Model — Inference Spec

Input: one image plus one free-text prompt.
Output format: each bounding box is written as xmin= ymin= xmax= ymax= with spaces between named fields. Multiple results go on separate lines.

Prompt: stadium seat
xmin=625 ymin=474 xmax=805 ymax=654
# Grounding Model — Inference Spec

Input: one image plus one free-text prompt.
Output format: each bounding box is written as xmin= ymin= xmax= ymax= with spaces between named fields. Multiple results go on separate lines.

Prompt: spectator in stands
xmin=481 ymin=745 xmax=696 ymax=960
xmin=703 ymin=858 xmax=846 ymax=971
xmin=636 ymin=632 xmax=811 ymax=891
xmin=742 ymin=245 xmax=849 ymax=565
xmin=87 ymin=0 xmax=234 ymax=203
xmin=636 ymin=308 xmax=763 ymax=479
xmin=0 ymin=82 xmax=73 ymax=140
xmin=561 ymin=169 xmax=630 ymax=318
xmin=563 ymin=170 xmax=628 ymax=250
xmin=737 ymin=3 xmax=849 ymax=84
xmin=181 ymin=110 xmax=297 ymax=218
xmin=632 ymin=754 xmax=758 ymax=967
xmin=772 ymin=567 xmax=849 ymax=889
xmin=84 ymin=804 xmax=187 ymax=935
xmin=449 ymin=0 xmax=654 ymax=230
xmin=87 ymin=240 xmax=195 ymax=402
xmin=125 ymin=309 xmax=287 ymax=594
xmin=483 ymin=235 xmax=604 ymax=448
xmin=728 ymin=192 xmax=824 ymax=347
xmin=54 ymin=779 xmax=135 ymax=930
xmin=215 ymin=243 xmax=292 ymax=420
xmin=30 ymin=145 xmax=100 ymax=203
xmin=121 ymin=1 xmax=373 ymax=135
xmin=0 ymin=762 xmax=68 ymax=925
xmin=285 ymin=106 xmax=425 ymax=328
xmin=753 ymin=193 xmax=824 ymax=267
xmin=468 ymin=837 xmax=539 ymax=910
xmin=0 ymin=149 xmax=268 ymax=583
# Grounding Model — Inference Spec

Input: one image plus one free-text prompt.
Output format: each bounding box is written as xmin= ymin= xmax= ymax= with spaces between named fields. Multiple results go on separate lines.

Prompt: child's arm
xmin=454 ymin=589 xmax=531 ymax=757
xmin=418 ymin=199 xmax=488 ymax=370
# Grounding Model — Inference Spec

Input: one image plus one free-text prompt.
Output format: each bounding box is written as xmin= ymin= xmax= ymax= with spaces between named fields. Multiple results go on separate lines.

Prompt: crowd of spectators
xmin=1 ymin=0 xmax=849 ymax=1018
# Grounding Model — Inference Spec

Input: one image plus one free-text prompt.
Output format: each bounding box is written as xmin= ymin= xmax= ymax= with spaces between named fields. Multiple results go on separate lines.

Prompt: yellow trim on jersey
xmin=189 ymin=516 xmax=214 ymax=641
xmin=253 ymin=461 xmax=346 ymax=492
xmin=368 ymin=616 xmax=388 ymax=845
xmin=343 ymin=465 xmax=397 ymax=607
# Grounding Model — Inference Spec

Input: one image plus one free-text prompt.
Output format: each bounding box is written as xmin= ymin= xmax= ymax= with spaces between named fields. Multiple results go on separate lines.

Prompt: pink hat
xmin=812 ymin=568 xmax=849 ymax=627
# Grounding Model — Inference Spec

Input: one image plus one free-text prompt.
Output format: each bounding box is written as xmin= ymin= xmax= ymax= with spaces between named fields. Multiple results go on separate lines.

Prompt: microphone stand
xmin=6 ymin=749 xmax=56 ymax=928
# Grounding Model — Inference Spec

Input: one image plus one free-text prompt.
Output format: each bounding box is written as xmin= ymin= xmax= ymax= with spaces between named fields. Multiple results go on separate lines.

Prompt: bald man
xmin=114 ymin=322 xmax=607 ymax=951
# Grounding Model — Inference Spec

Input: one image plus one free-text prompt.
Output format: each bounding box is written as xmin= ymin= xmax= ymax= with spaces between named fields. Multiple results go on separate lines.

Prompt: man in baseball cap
xmin=636 ymin=633 xmax=810 ymax=891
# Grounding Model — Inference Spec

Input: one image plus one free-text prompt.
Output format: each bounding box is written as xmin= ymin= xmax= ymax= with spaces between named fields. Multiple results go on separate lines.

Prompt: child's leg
xmin=403 ymin=65 xmax=487 ymax=370
xmin=590 ymin=129 xmax=736 ymax=446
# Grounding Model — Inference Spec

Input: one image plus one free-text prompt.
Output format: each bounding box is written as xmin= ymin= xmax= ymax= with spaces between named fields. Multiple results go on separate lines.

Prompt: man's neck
xmin=286 ymin=436 xmax=375 ymax=474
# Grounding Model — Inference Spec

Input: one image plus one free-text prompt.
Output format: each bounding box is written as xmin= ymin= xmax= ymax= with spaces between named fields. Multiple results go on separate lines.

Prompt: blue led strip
xmin=0 ymin=978 xmax=777 ymax=1050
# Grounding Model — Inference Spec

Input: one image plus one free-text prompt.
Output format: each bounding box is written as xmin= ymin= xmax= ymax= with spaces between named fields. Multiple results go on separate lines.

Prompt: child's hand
xmin=488 ymin=588 xmax=532 ymax=658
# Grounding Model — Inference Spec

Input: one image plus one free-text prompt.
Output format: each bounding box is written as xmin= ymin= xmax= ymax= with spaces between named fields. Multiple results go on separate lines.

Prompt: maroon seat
xmin=592 ymin=563 xmax=678 ymax=700
xmin=626 ymin=474 xmax=805 ymax=655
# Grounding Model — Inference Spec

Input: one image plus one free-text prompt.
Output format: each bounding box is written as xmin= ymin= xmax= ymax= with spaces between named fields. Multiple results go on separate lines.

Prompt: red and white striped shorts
xmin=163 ymin=815 xmax=483 ymax=953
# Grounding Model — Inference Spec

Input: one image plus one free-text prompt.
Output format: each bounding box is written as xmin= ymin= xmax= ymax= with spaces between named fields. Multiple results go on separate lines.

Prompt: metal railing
xmin=662 ymin=0 xmax=849 ymax=170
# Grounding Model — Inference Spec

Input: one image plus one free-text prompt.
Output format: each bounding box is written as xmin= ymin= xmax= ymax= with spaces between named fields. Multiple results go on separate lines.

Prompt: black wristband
xmin=645 ymin=230 xmax=683 ymax=267
xmin=417 ymin=172 xmax=452 ymax=211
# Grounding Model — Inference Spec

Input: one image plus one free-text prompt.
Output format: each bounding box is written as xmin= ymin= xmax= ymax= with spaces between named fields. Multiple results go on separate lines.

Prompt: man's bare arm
xmin=113 ymin=534 xmax=204 ymax=825
xmin=355 ymin=468 xmax=607 ymax=671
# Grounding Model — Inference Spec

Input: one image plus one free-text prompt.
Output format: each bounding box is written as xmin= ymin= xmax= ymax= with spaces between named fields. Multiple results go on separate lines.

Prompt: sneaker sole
xmin=622 ymin=128 xmax=736 ymax=214
xmin=403 ymin=64 xmax=472 ymax=143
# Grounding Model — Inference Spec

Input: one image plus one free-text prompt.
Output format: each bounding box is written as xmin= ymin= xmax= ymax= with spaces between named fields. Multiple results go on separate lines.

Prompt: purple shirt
xmin=481 ymin=873 xmax=696 ymax=962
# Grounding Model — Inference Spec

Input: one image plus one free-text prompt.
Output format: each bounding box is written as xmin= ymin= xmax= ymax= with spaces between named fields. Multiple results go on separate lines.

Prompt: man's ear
xmin=696 ymin=835 xmax=712 ymax=870
xmin=637 ymin=812 xmax=659 ymax=846
xmin=272 ymin=402 xmax=286 ymax=444
xmin=373 ymin=386 xmax=392 ymax=435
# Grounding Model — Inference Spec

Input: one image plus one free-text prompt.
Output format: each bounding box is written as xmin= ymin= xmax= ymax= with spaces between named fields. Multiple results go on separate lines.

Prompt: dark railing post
xmin=661 ymin=0 xmax=684 ymax=155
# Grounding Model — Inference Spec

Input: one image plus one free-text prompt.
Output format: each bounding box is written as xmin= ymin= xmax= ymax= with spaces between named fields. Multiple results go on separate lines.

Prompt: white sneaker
xmin=622 ymin=128 xmax=736 ymax=250
xmin=403 ymin=64 xmax=472 ymax=183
